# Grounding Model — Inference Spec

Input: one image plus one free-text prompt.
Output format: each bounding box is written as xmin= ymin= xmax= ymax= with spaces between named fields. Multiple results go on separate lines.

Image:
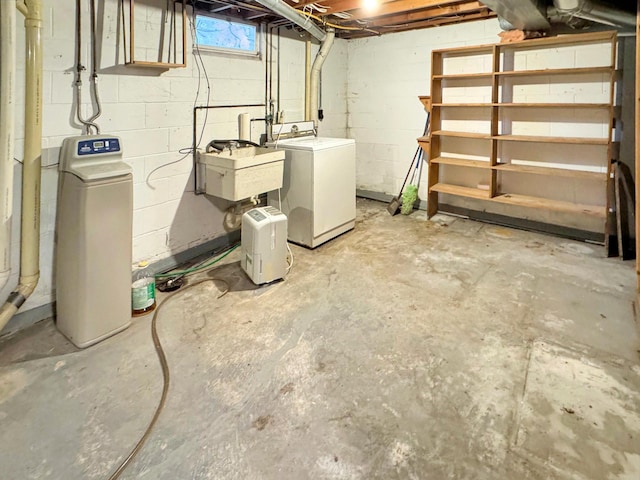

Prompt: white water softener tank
xmin=241 ymin=207 xmax=288 ymax=285
xmin=56 ymin=135 xmax=133 ymax=348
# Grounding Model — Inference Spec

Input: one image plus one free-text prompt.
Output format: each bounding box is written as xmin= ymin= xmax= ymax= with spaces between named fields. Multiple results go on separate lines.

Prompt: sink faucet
xmin=227 ymin=140 xmax=239 ymax=155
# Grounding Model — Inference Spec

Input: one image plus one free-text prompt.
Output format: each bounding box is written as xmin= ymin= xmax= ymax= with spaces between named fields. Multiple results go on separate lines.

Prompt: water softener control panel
xmin=60 ymin=135 xmax=130 ymax=182
xmin=77 ymin=138 xmax=121 ymax=155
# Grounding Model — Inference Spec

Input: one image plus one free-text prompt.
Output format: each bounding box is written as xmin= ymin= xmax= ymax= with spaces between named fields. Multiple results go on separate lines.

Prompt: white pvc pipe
xmin=0 ymin=1 xmax=17 ymax=290
xmin=309 ymin=29 xmax=335 ymax=128
xmin=0 ymin=0 xmax=43 ymax=332
xmin=304 ymin=39 xmax=311 ymax=121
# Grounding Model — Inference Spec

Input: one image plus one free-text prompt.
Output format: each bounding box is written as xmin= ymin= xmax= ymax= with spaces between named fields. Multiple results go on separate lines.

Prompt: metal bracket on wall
xmin=121 ymin=0 xmax=187 ymax=68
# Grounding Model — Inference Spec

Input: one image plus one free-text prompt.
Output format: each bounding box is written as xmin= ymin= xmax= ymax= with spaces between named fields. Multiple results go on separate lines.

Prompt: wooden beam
xmin=309 ymin=0 xmax=464 ymax=16
xmin=343 ymin=2 xmax=485 ymax=26
xmin=342 ymin=9 xmax=494 ymax=38
xmin=339 ymin=0 xmax=483 ymax=21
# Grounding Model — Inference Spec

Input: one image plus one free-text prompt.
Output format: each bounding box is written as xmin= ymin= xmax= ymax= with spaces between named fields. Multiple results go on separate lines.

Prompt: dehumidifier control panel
xmin=77 ymin=138 xmax=121 ymax=156
xmin=247 ymin=209 xmax=267 ymax=223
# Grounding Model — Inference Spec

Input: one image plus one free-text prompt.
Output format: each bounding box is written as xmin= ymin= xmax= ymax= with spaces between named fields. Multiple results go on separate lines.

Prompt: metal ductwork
xmin=481 ymin=0 xmax=550 ymax=31
xmin=480 ymin=0 xmax=635 ymax=31
xmin=549 ymin=0 xmax=636 ymax=29
xmin=254 ymin=0 xmax=326 ymax=41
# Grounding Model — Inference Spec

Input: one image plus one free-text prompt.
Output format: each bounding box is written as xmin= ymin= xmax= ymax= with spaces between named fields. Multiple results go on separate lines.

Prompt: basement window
xmin=194 ymin=14 xmax=260 ymax=56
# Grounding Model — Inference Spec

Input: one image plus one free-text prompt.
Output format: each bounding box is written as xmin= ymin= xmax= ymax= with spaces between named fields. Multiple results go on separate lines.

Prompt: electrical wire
xmin=277 ymin=188 xmax=294 ymax=272
xmin=297 ymin=9 xmax=380 ymax=35
xmin=145 ymin=13 xmax=211 ymax=184
xmin=190 ymin=14 xmax=211 ymax=150
xmin=13 ymin=157 xmax=59 ymax=169
xmin=106 ymin=277 xmax=230 ymax=480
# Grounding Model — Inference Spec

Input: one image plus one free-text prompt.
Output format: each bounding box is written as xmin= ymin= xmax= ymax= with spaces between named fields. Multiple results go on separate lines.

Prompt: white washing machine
xmin=267 ymin=130 xmax=356 ymax=248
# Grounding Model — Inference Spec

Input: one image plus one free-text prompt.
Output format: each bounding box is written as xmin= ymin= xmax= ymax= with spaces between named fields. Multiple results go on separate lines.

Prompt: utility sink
xmin=197 ymin=146 xmax=285 ymax=201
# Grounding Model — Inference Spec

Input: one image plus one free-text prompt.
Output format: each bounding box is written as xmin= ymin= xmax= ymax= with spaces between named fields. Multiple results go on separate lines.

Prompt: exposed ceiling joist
xmin=344 ymin=8 xmax=495 ymax=38
xmin=319 ymin=0 xmax=466 ymax=16
xmin=191 ymin=0 xmax=499 ymax=38
xmin=343 ymin=1 xmax=486 ymax=23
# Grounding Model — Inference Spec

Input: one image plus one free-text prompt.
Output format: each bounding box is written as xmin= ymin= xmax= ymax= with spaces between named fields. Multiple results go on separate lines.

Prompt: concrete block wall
xmin=2 ymin=0 xmax=347 ymax=322
xmin=347 ymin=19 xmax=501 ymax=198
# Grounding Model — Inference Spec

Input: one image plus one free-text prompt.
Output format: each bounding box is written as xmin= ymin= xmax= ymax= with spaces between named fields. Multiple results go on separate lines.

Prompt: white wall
xmin=347 ymin=19 xmax=502 ymax=200
xmin=2 ymin=0 xmax=347 ymax=320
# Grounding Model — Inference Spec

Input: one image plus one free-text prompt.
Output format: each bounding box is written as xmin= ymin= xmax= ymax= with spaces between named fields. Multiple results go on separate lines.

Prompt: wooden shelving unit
xmin=423 ymin=30 xmax=617 ymax=233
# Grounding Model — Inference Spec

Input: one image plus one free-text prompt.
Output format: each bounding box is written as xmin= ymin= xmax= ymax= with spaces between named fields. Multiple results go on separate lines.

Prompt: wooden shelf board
xmin=430 ymin=183 xmax=491 ymax=199
xmin=432 ymin=157 xmax=490 ymax=169
xmin=494 ymin=163 xmax=607 ymax=180
xmin=431 ymin=130 xmax=491 ymax=139
xmin=126 ymin=60 xmax=186 ymax=68
xmin=433 ymin=72 xmax=493 ymax=80
xmin=432 ymin=103 xmax=492 ymax=107
xmin=493 ymin=193 xmax=606 ymax=218
xmin=495 ymin=30 xmax=616 ymax=50
xmin=497 ymin=103 xmax=611 ymax=108
xmin=495 ymin=134 xmax=609 ymax=145
xmin=433 ymin=103 xmax=610 ymax=108
xmin=433 ymin=44 xmax=494 ymax=55
xmin=497 ymin=66 xmax=612 ymax=77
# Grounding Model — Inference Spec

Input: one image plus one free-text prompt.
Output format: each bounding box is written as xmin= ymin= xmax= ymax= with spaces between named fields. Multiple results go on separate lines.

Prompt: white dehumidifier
xmin=241 ymin=206 xmax=288 ymax=284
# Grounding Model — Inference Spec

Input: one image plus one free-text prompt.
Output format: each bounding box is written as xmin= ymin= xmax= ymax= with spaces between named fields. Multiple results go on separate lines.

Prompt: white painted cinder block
xmin=348 ymin=18 xmax=503 ymax=196
xmin=3 ymin=0 xmax=347 ymax=318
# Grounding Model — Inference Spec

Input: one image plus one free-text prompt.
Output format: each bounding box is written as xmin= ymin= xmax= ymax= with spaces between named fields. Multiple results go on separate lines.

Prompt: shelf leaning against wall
xmin=426 ymin=30 xmax=618 ymax=240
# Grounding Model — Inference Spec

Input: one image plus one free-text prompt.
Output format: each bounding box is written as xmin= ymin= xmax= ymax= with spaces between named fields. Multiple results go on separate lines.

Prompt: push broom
xmin=387 ymin=112 xmax=431 ymax=215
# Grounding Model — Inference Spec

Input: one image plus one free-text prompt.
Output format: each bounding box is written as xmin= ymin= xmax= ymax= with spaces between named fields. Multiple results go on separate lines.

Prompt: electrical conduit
xmin=0 ymin=1 xmax=17 ymax=291
xmin=309 ymin=28 xmax=334 ymax=127
xmin=0 ymin=0 xmax=43 ymax=332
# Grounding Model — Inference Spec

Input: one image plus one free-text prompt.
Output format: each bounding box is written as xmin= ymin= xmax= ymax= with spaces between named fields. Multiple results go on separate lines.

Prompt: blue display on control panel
xmin=77 ymin=138 xmax=121 ymax=156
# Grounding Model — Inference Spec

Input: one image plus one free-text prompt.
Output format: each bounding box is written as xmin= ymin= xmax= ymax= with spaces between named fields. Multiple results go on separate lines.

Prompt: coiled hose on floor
xmin=107 ymin=278 xmax=229 ymax=480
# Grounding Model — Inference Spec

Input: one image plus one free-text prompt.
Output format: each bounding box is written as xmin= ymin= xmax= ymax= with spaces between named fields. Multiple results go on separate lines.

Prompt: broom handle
xmin=398 ymin=112 xmax=432 ymax=197
xmin=398 ymin=147 xmax=421 ymax=197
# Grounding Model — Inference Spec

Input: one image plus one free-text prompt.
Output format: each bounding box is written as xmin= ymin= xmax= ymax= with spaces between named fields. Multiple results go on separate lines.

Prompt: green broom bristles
xmin=401 ymin=184 xmax=418 ymax=215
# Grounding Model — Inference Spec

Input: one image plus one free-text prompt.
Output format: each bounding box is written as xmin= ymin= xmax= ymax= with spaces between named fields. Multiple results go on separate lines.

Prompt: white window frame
xmin=193 ymin=13 xmax=262 ymax=58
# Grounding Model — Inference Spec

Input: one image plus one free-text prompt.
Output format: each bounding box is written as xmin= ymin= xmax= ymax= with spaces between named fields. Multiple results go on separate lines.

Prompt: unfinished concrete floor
xmin=1 ymin=198 xmax=639 ymax=479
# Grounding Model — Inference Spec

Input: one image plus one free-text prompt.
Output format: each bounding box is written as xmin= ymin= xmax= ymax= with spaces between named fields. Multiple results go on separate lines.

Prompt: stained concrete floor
xmin=1 ymin=198 xmax=639 ymax=479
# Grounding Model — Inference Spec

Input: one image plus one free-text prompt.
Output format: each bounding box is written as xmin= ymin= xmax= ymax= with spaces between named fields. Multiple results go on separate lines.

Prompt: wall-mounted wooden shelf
xmin=125 ymin=61 xmax=186 ymax=69
xmin=123 ymin=0 xmax=187 ymax=69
